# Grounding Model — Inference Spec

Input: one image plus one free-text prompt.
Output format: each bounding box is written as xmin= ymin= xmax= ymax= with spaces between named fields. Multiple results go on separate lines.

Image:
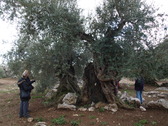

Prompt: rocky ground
xmin=0 ymin=78 xmax=168 ymax=126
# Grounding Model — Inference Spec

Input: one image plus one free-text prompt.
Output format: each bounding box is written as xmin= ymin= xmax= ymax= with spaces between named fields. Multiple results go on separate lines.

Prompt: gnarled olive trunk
xmin=81 ymin=63 xmax=132 ymax=109
xmin=54 ymin=65 xmax=81 ymax=103
xmin=81 ymin=63 xmax=107 ymax=104
xmin=81 ymin=63 xmax=118 ymax=104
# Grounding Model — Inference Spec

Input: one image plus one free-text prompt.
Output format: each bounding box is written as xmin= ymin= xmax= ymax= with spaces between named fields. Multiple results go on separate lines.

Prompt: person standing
xmin=134 ymin=77 xmax=144 ymax=104
xmin=17 ymin=70 xmax=35 ymax=118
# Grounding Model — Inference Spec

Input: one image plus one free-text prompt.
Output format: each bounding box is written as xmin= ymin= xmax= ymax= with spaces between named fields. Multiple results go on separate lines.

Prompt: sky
xmin=0 ymin=0 xmax=168 ymax=64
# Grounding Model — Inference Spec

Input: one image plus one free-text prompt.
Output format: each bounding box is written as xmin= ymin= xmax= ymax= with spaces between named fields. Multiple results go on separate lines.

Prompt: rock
xmin=147 ymin=99 xmax=168 ymax=109
xmin=155 ymin=87 xmax=168 ymax=92
xmin=78 ymin=107 xmax=87 ymax=111
xmin=91 ymin=102 xmax=95 ymax=107
xmin=27 ymin=117 xmax=34 ymax=122
xmin=140 ymin=106 xmax=146 ymax=112
xmin=45 ymin=91 xmax=52 ymax=99
xmin=96 ymin=118 xmax=100 ymax=122
xmin=57 ymin=103 xmax=76 ymax=111
xmin=47 ymin=107 xmax=55 ymax=112
xmin=45 ymin=90 xmax=57 ymax=100
xmin=73 ymin=114 xmax=79 ymax=117
xmin=158 ymin=94 xmax=166 ymax=98
xmin=62 ymin=93 xmax=77 ymax=105
xmin=117 ymin=91 xmax=122 ymax=97
xmin=95 ymin=102 xmax=107 ymax=108
xmin=144 ymin=91 xmax=160 ymax=95
xmin=34 ymin=122 xmax=47 ymax=126
xmin=45 ymin=84 xmax=59 ymax=99
xmin=88 ymin=107 xmax=95 ymax=111
xmin=120 ymin=91 xmax=129 ymax=102
xmin=129 ymin=97 xmax=141 ymax=106
xmin=104 ymin=104 xmax=118 ymax=112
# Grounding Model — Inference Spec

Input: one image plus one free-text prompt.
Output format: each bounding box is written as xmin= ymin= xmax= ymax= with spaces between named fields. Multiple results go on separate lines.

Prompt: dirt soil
xmin=0 ymin=78 xmax=168 ymax=126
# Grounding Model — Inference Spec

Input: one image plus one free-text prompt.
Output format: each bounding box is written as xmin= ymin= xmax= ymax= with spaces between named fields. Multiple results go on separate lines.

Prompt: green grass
xmin=32 ymin=95 xmax=44 ymax=99
xmin=100 ymin=122 xmax=108 ymax=125
xmin=34 ymin=117 xmax=45 ymax=122
xmin=89 ymin=122 xmax=96 ymax=125
xmin=51 ymin=115 xmax=67 ymax=125
xmin=70 ymin=120 xmax=81 ymax=126
xmin=151 ymin=121 xmax=157 ymax=125
xmin=124 ymin=89 xmax=135 ymax=96
xmin=99 ymin=107 xmax=105 ymax=112
xmin=134 ymin=119 xmax=148 ymax=126
xmin=78 ymin=114 xmax=85 ymax=117
xmin=89 ymin=115 xmax=97 ymax=119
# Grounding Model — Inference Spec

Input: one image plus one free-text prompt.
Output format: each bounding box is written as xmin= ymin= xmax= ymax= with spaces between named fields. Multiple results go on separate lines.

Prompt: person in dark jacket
xmin=134 ymin=77 xmax=144 ymax=104
xmin=17 ymin=70 xmax=35 ymax=118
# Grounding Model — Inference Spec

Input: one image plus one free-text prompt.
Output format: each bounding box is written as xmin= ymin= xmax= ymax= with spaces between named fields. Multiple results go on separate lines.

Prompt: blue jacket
xmin=18 ymin=77 xmax=35 ymax=101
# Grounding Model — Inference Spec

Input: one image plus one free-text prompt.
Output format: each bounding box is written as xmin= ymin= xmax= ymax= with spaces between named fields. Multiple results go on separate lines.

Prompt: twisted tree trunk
xmin=81 ymin=63 xmax=133 ymax=109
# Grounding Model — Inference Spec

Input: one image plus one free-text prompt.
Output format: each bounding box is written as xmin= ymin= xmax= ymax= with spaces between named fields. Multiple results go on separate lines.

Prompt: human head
xmin=22 ymin=70 xmax=29 ymax=78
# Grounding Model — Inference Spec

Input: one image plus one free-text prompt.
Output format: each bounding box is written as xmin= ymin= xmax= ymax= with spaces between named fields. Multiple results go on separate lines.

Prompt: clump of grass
xmin=34 ymin=117 xmax=45 ymax=122
xmin=70 ymin=120 xmax=81 ymax=126
xmin=51 ymin=115 xmax=67 ymax=125
xmin=99 ymin=107 xmax=105 ymax=112
xmin=89 ymin=121 xmax=96 ymax=125
xmin=151 ymin=121 xmax=157 ymax=125
xmin=79 ymin=114 xmax=85 ymax=117
xmin=100 ymin=122 xmax=108 ymax=125
xmin=134 ymin=119 xmax=148 ymax=126
xmin=89 ymin=115 xmax=96 ymax=119
xmin=32 ymin=95 xmax=44 ymax=99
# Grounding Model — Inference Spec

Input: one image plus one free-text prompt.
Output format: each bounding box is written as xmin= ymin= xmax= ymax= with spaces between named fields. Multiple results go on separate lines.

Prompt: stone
xmin=117 ymin=91 xmax=122 ymax=97
xmin=78 ymin=107 xmax=87 ymax=111
xmin=129 ymin=97 xmax=141 ymax=106
xmin=45 ymin=91 xmax=53 ymax=99
xmin=158 ymin=94 xmax=166 ymax=98
xmin=144 ymin=91 xmax=160 ymax=95
xmin=140 ymin=106 xmax=146 ymax=112
xmin=62 ymin=93 xmax=77 ymax=105
xmin=96 ymin=118 xmax=100 ymax=122
xmin=73 ymin=114 xmax=79 ymax=117
xmin=34 ymin=122 xmax=47 ymax=126
xmin=57 ymin=103 xmax=76 ymax=111
xmin=120 ymin=91 xmax=129 ymax=102
xmin=88 ymin=107 xmax=95 ymax=111
xmin=108 ymin=104 xmax=118 ymax=112
xmin=147 ymin=99 xmax=168 ymax=109
xmin=155 ymin=87 xmax=168 ymax=92
xmin=45 ymin=84 xmax=59 ymax=99
xmin=27 ymin=117 xmax=34 ymax=122
xmin=91 ymin=102 xmax=95 ymax=107
xmin=95 ymin=102 xmax=107 ymax=108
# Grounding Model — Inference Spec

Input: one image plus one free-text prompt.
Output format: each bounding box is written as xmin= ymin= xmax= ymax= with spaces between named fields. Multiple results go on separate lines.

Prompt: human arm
xmin=22 ymin=81 xmax=34 ymax=91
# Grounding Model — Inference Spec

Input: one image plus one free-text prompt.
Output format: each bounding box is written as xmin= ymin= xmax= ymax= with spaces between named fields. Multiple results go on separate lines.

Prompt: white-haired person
xmin=17 ymin=70 xmax=35 ymax=118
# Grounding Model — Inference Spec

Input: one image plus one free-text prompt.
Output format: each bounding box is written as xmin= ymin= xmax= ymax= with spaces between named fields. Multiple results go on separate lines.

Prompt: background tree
xmin=0 ymin=0 xmax=88 ymax=101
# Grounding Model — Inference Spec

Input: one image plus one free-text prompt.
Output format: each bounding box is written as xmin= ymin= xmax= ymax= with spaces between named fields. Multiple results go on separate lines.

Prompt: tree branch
xmin=78 ymin=32 xmax=95 ymax=43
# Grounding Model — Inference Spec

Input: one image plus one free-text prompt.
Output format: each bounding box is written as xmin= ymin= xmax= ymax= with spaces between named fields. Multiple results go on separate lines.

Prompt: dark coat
xmin=134 ymin=77 xmax=144 ymax=91
xmin=18 ymin=77 xmax=35 ymax=101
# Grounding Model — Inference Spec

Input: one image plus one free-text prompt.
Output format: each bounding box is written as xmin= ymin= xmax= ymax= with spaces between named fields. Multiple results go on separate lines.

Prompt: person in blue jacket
xmin=17 ymin=70 xmax=35 ymax=118
xmin=134 ymin=76 xmax=144 ymax=104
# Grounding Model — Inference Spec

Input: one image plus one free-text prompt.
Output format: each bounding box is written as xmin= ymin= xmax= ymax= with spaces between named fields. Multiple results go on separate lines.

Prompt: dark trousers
xmin=19 ymin=100 xmax=29 ymax=117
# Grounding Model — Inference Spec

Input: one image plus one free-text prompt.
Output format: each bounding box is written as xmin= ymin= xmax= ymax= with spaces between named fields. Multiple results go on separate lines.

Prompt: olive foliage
xmin=0 ymin=0 xmax=167 ymax=92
